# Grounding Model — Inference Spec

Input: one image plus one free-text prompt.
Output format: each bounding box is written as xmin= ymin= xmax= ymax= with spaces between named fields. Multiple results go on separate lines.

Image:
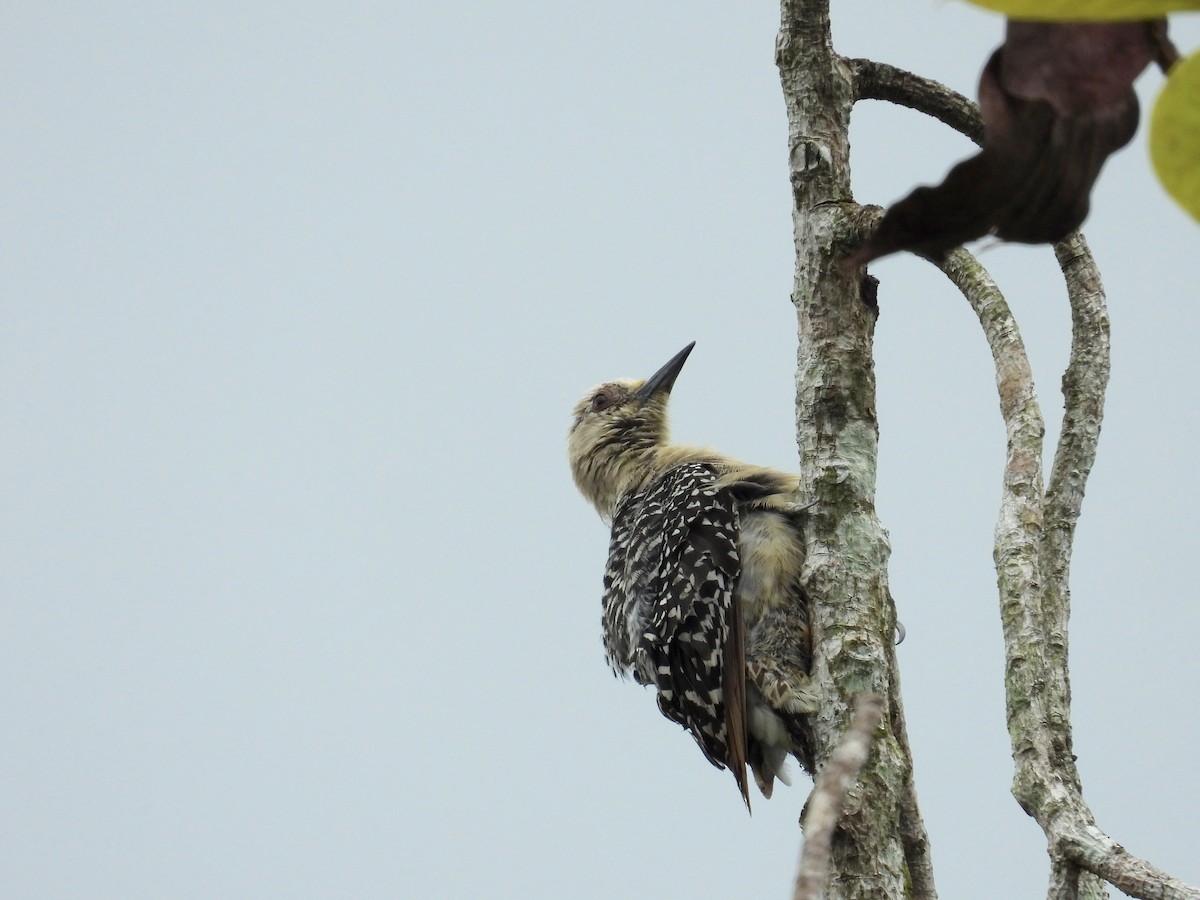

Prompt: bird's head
xmin=568 ymin=342 xmax=694 ymax=520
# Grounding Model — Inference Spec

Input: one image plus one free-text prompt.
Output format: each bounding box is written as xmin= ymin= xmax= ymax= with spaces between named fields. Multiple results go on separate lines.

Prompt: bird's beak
xmin=635 ymin=342 xmax=695 ymax=403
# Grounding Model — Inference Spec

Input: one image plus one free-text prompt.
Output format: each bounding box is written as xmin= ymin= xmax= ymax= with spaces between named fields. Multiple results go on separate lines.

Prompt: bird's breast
xmin=736 ymin=509 xmax=806 ymax=619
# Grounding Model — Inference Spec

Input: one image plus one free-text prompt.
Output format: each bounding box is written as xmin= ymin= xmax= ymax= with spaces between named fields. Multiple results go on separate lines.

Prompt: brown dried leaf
xmin=1001 ymin=21 xmax=1154 ymax=114
xmin=851 ymin=22 xmax=1154 ymax=266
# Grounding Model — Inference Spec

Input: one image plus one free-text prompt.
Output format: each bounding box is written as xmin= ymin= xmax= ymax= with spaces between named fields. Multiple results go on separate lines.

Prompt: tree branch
xmin=1060 ymin=825 xmax=1200 ymax=900
xmin=1041 ymin=234 xmax=1110 ymax=686
xmin=784 ymin=13 xmax=1195 ymax=900
xmin=1037 ymin=233 xmax=1112 ymax=812
xmin=793 ymin=694 xmax=886 ymax=900
xmin=849 ymin=58 xmax=983 ymax=145
xmin=932 ymin=247 xmax=1200 ymax=900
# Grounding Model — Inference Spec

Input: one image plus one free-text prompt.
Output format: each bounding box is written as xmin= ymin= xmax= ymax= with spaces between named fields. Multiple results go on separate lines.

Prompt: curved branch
xmin=931 ymin=247 xmax=1200 ymax=900
xmin=1042 ymin=234 xmax=1111 ymax=679
xmin=848 ymin=58 xmax=983 ymax=145
xmin=1037 ymin=233 xmax=1113 ymax=808
xmin=1044 ymin=233 xmax=1110 ymax=568
xmin=932 ymin=252 xmax=1046 ymax=648
xmin=1061 ymin=825 xmax=1200 ymax=900
xmin=933 ymin=247 xmax=1085 ymax=893
xmin=793 ymin=695 xmax=886 ymax=900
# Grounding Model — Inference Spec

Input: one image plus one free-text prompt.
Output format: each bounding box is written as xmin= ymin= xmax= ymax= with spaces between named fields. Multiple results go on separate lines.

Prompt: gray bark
xmin=793 ymin=695 xmax=886 ymax=900
xmin=934 ymin=239 xmax=1199 ymax=900
xmin=780 ymin=4 xmax=1200 ymax=899
xmin=778 ymin=3 xmax=935 ymax=898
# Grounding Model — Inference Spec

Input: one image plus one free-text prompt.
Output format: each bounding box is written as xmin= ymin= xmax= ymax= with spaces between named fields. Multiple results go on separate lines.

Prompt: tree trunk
xmin=777 ymin=2 xmax=936 ymax=898
xmin=785 ymin=6 xmax=1200 ymax=896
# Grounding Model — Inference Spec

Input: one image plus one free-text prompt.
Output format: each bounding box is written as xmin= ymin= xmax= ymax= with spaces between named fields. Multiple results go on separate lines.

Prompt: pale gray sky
xmin=3 ymin=3 xmax=1197 ymax=898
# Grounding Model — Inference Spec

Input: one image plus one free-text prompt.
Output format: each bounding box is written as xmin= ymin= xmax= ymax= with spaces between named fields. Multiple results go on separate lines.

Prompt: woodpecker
xmin=568 ymin=342 xmax=817 ymax=806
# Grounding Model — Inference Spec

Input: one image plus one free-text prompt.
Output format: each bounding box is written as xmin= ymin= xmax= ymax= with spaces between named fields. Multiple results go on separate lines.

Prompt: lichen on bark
xmin=779 ymin=4 xmax=1199 ymax=899
xmin=778 ymin=2 xmax=936 ymax=897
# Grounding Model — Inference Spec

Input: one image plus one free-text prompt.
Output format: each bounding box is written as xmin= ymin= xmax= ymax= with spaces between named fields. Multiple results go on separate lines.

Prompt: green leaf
xmin=964 ymin=0 xmax=1198 ymax=19
xmin=1150 ymin=51 xmax=1200 ymax=222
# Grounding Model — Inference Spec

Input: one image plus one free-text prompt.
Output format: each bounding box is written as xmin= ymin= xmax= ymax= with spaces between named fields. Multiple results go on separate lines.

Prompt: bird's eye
xmin=591 ymin=392 xmax=611 ymax=411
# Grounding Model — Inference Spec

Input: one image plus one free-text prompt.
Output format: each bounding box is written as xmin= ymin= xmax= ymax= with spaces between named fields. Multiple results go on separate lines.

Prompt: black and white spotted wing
xmin=601 ymin=462 xmax=749 ymax=796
